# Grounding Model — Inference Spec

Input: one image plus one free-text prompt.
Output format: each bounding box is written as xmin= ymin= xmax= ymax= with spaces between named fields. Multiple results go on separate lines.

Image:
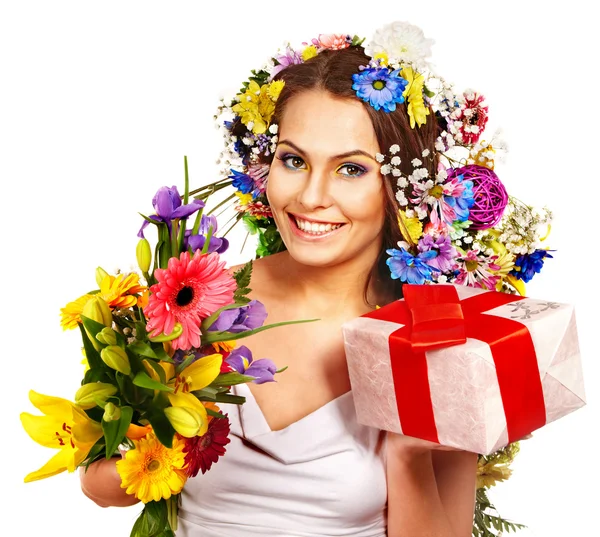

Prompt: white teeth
xmin=293 ymin=216 xmax=342 ymax=235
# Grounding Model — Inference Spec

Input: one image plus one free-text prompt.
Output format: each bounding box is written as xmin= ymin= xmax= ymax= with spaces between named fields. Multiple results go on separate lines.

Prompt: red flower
xmin=457 ymin=91 xmax=489 ymax=145
xmin=183 ymin=414 xmax=231 ymax=477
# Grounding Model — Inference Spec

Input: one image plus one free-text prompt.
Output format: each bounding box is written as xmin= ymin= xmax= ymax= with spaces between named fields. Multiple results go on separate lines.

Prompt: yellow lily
xmin=155 ymin=354 xmax=222 ymax=437
xmin=20 ymin=390 xmax=103 ymax=482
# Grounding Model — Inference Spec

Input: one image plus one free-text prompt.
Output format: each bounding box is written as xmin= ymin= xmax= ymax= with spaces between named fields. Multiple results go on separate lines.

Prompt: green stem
xmin=206 ymin=192 xmax=237 ymax=216
xmin=201 ymin=318 xmax=320 ymax=345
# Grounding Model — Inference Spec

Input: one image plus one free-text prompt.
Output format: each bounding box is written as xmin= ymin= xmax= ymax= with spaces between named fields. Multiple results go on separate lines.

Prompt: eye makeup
xmin=276 ymin=152 xmax=369 ymax=177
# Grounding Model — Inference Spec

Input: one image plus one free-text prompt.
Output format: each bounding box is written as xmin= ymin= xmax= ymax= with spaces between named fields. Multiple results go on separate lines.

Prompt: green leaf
xmin=211 ymin=372 xmax=258 ymax=386
xmin=78 ymin=323 xmax=104 ymax=370
xmin=233 ymin=261 xmax=253 ymax=288
xmin=102 ymin=406 xmax=133 ymax=458
xmin=205 ymin=407 xmax=225 ymax=419
xmin=130 ymin=500 xmax=169 ymax=537
xmin=80 ymin=315 xmax=109 ymax=343
xmin=128 ymin=340 xmax=158 ymax=359
xmin=213 ymin=393 xmax=246 ymax=405
xmin=201 ymin=317 xmax=320 ymax=345
xmin=423 ymin=85 xmax=435 ymax=98
xmin=193 ymin=386 xmax=220 ymax=400
xmin=146 ymin=394 xmax=175 ymax=448
xmin=143 ymin=359 xmax=168 ymax=384
xmin=133 ymin=371 xmax=173 ymax=392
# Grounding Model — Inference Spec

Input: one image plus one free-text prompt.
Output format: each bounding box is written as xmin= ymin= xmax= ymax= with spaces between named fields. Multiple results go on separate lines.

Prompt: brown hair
xmin=265 ymin=46 xmax=440 ymax=305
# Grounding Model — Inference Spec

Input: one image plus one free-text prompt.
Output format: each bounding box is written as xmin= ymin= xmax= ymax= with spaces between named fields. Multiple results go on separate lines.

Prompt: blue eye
xmin=338 ymin=163 xmax=367 ymax=177
xmin=277 ymin=154 xmax=306 ymax=171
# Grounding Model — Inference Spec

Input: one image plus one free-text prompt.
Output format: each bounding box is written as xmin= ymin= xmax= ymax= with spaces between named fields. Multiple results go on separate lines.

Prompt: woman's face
xmin=266 ymin=89 xmax=386 ymax=270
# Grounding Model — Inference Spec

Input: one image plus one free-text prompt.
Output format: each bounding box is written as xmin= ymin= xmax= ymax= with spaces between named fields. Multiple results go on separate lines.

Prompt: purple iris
xmin=511 ymin=249 xmax=554 ymax=282
xmin=226 ymin=345 xmax=277 ymax=384
xmin=208 ymin=300 xmax=267 ymax=333
xmin=184 ymin=215 xmax=229 ymax=254
xmin=386 ymin=247 xmax=438 ymax=284
xmin=417 ymin=235 xmax=458 ymax=273
xmin=138 ymin=185 xmax=204 ymax=238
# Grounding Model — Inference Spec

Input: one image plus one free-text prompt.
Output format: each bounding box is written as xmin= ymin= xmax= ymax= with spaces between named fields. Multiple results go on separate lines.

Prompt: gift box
xmin=341 ymin=283 xmax=586 ymax=454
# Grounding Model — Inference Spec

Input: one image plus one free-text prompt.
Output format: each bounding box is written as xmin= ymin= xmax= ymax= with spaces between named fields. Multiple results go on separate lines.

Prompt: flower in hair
xmin=232 ymin=80 xmax=285 ymax=134
xmin=401 ymin=67 xmax=430 ymax=128
xmin=364 ymin=21 xmax=434 ymax=66
xmin=352 ymin=67 xmax=408 ymax=113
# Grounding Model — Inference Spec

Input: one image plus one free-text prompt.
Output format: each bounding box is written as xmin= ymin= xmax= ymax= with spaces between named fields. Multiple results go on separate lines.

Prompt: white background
xmin=1 ymin=1 xmax=597 ymax=536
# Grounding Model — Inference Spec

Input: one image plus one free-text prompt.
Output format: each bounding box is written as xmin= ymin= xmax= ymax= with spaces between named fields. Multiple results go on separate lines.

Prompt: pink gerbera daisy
xmin=454 ymin=249 xmax=501 ymax=290
xmin=144 ymin=251 xmax=237 ymax=351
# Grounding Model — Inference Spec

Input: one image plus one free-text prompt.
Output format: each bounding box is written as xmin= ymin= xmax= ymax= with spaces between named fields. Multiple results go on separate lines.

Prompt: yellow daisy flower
xmin=302 ymin=45 xmax=318 ymax=61
xmin=401 ymin=67 xmax=430 ymax=128
xmin=60 ymin=294 xmax=94 ymax=330
xmin=99 ymin=272 xmax=147 ymax=309
xmin=116 ymin=431 xmax=187 ymax=503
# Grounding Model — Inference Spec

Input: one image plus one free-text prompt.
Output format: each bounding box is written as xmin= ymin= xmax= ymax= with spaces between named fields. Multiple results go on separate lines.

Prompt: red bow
xmin=364 ymin=284 xmax=546 ymax=444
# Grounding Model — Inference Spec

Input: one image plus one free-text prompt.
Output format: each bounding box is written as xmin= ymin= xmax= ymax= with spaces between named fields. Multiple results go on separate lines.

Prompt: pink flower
xmin=316 ymin=34 xmax=350 ymax=50
xmin=144 ymin=251 xmax=237 ymax=350
xmin=454 ymin=249 xmax=501 ymax=290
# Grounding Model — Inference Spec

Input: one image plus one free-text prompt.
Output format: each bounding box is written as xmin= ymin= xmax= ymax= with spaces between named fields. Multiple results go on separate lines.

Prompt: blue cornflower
xmin=229 ymin=169 xmax=255 ymax=195
xmin=386 ymin=247 xmax=438 ymax=284
xmin=511 ymin=249 xmax=554 ymax=282
xmin=352 ymin=67 xmax=409 ymax=113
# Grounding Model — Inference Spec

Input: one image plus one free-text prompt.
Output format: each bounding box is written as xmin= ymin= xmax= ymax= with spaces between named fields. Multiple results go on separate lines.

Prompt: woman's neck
xmin=269 ymin=250 xmax=392 ymax=320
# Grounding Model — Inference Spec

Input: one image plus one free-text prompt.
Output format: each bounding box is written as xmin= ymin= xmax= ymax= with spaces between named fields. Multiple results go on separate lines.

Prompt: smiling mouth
xmin=288 ymin=213 xmax=347 ymax=235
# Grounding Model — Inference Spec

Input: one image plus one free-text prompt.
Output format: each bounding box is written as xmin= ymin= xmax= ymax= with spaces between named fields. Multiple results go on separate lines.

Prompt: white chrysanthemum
xmin=364 ymin=21 xmax=434 ymax=65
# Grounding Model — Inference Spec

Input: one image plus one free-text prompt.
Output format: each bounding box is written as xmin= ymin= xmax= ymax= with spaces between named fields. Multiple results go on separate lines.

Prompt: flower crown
xmin=213 ymin=21 xmax=553 ymax=295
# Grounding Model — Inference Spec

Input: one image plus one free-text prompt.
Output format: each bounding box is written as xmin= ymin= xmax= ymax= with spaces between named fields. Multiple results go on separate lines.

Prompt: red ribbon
xmin=364 ymin=284 xmax=547 ymax=444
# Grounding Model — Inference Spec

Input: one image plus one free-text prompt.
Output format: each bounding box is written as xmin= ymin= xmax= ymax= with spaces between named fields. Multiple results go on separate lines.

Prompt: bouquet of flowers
xmin=209 ymin=23 xmax=555 ymax=536
xmin=20 ymin=158 xmax=312 ymax=536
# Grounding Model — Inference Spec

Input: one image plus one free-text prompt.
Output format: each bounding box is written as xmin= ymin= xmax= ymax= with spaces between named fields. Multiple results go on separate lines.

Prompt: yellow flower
xmin=116 ymin=431 xmax=187 ymax=503
xmin=267 ymin=80 xmax=285 ymax=101
xmin=476 ymin=459 xmax=513 ymax=489
xmin=301 ymin=45 xmax=318 ymax=61
xmin=99 ymin=272 xmax=147 ymax=309
xmin=397 ymin=209 xmax=423 ymax=246
xmin=211 ymin=340 xmax=236 ymax=354
xmin=20 ymin=390 xmax=103 ymax=482
xmin=150 ymin=354 xmax=223 ymax=437
xmin=373 ymin=52 xmax=389 ymax=66
xmin=60 ymin=294 xmax=94 ymax=330
xmin=232 ymin=80 xmax=284 ymax=134
xmin=401 ymin=67 xmax=430 ymax=128
xmin=470 ymin=142 xmax=496 ymax=170
xmin=235 ymin=191 xmax=253 ymax=206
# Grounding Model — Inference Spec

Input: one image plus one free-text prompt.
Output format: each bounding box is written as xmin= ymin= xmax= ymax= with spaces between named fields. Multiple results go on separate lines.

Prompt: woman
xmin=80 ymin=31 xmax=478 ymax=537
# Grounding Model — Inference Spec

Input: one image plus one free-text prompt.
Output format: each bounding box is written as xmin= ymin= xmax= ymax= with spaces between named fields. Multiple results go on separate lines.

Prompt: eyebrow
xmin=277 ymin=139 xmax=378 ymax=163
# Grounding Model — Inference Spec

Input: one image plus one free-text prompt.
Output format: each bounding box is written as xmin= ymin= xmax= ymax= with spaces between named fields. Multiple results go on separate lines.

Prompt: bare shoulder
xmin=227 ymin=253 xmax=286 ymax=294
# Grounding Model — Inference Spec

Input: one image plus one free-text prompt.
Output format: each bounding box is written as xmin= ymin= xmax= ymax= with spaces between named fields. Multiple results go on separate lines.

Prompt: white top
xmin=178 ymin=382 xmax=388 ymax=537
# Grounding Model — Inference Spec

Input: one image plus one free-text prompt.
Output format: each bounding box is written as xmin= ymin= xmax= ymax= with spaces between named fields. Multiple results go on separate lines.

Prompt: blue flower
xmin=511 ymin=249 xmax=554 ymax=282
xmin=229 ymin=169 xmax=254 ymax=195
xmin=352 ymin=67 xmax=408 ymax=113
xmin=386 ymin=247 xmax=438 ymax=284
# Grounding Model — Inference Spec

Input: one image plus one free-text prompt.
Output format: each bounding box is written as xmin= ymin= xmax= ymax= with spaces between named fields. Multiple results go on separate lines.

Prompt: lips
xmin=287 ymin=213 xmax=347 ymax=239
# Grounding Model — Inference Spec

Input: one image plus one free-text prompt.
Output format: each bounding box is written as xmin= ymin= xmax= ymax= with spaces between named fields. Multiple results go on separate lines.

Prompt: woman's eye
xmin=279 ymin=154 xmax=306 ymax=170
xmin=338 ymin=163 xmax=366 ymax=177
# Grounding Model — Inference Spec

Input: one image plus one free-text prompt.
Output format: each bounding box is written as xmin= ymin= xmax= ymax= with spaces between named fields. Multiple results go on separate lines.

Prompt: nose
xmin=297 ymin=167 xmax=333 ymax=210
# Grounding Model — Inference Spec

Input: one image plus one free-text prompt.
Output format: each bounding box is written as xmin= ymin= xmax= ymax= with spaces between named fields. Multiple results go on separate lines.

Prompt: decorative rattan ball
xmin=454 ymin=164 xmax=508 ymax=230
